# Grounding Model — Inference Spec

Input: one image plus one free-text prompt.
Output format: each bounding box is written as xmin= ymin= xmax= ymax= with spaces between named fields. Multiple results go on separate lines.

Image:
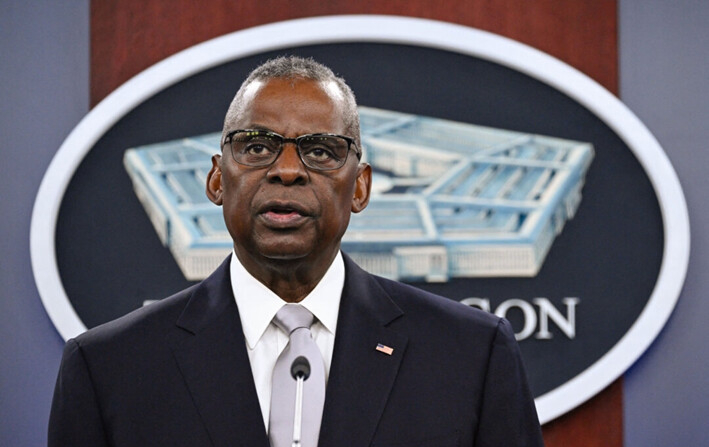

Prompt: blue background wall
xmin=1 ymin=1 xmax=706 ymax=445
xmin=0 ymin=2 xmax=88 ymax=446
xmin=619 ymin=1 xmax=709 ymax=445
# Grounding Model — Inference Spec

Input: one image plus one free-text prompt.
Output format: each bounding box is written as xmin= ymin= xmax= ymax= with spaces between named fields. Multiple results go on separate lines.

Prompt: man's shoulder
xmin=358 ymin=269 xmax=514 ymax=375
xmin=343 ymin=253 xmax=500 ymax=334
xmin=71 ymin=256 xmax=233 ymax=352
xmin=372 ymin=274 xmax=499 ymax=328
xmin=72 ymin=284 xmax=198 ymax=351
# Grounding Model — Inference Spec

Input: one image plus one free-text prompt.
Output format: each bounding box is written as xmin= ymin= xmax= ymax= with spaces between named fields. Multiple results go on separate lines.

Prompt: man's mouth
xmin=259 ymin=203 xmax=310 ymax=227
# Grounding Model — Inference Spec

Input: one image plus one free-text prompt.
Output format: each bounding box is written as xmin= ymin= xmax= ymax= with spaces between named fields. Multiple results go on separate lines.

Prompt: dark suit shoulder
xmin=371 ymin=273 xmax=501 ymax=331
xmin=72 ymin=284 xmax=197 ymax=351
xmin=70 ymin=256 xmax=234 ymax=365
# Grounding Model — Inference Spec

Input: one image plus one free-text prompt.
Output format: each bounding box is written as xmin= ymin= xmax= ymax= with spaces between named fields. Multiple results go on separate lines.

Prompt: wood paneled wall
xmin=90 ymin=1 xmax=622 ymax=445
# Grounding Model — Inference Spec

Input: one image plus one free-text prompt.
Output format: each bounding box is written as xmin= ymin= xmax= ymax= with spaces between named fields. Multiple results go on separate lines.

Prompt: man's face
xmin=207 ymin=78 xmax=370 ymax=271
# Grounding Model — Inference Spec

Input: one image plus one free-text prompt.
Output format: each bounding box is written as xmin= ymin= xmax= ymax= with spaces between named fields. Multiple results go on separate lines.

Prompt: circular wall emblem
xmin=31 ymin=15 xmax=689 ymax=423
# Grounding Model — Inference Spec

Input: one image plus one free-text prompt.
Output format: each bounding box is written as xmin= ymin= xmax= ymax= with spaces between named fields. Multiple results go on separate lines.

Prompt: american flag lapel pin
xmin=376 ymin=343 xmax=394 ymax=355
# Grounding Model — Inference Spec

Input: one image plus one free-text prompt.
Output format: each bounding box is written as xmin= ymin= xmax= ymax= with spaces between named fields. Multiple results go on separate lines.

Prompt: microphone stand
xmin=290 ymin=356 xmax=311 ymax=447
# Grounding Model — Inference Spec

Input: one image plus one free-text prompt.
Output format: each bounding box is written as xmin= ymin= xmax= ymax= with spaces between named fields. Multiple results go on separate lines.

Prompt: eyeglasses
xmin=223 ymin=129 xmax=360 ymax=171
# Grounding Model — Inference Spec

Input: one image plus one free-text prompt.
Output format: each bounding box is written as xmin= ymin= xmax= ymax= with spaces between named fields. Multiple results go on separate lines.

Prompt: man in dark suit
xmin=49 ymin=56 xmax=544 ymax=446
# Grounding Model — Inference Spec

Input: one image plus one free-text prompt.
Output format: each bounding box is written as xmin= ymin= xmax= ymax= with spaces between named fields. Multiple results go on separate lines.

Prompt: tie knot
xmin=273 ymin=304 xmax=315 ymax=335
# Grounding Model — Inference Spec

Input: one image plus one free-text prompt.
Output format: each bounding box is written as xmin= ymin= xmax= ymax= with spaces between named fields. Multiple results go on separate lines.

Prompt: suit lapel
xmin=318 ymin=255 xmax=408 ymax=447
xmin=170 ymin=258 xmax=269 ymax=447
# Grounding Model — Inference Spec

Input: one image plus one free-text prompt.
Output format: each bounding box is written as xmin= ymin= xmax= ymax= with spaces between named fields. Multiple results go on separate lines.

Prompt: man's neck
xmin=233 ymin=247 xmax=339 ymax=303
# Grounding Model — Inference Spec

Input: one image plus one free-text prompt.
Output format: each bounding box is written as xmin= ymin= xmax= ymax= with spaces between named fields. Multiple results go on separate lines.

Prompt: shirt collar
xmin=230 ymin=250 xmax=344 ymax=349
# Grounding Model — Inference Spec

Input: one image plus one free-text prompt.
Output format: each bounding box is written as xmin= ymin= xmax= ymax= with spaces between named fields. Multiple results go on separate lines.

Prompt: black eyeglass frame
xmin=222 ymin=129 xmax=362 ymax=171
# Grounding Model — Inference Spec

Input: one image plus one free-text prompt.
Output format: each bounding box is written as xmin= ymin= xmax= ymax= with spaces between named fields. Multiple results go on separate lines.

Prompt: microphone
xmin=291 ymin=355 xmax=311 ymax=380
xmin=290 ymin=356 xmax=310 ymax=447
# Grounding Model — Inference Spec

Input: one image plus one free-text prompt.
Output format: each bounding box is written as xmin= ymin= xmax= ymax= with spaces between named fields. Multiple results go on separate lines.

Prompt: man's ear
xmin=206 ymin=154 xmax=223 ymax=205
xmin=351 ymin=163 xmax=372 ymax=213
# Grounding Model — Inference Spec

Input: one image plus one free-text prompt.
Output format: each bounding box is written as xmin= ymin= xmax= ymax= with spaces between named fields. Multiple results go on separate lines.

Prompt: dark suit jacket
xmin=49 ymin=254 xmax=544 ymax=446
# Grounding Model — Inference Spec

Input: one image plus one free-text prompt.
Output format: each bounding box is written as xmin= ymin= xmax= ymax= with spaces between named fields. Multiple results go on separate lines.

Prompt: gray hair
xmin=222 ymin=56 xmax=361 ymax=149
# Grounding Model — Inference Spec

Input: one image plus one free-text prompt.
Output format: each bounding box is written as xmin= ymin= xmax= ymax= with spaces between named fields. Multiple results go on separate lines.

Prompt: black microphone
xmin=291 ymin=356 xmax=311 ymax=380
xmin=290 ymin=356 xmax=311 ymax=447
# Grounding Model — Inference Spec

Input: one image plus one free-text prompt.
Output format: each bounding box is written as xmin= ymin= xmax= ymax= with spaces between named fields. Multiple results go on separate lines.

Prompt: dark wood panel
xmin=90 ymin=2 xmax=622 ymax=446
xmin=91 ymin=0 xmax=617 ymax=105
xmin=543 ymin=379 xmax=624 ymax=446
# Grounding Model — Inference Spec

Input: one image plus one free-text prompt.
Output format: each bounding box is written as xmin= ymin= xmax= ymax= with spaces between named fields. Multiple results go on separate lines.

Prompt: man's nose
xmin=266 ymin=143 xmax=308 ymax=185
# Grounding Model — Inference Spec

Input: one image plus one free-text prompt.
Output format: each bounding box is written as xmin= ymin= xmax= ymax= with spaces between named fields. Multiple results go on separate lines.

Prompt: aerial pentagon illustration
xmin=124 ymin=106 xmax=594 ymax=282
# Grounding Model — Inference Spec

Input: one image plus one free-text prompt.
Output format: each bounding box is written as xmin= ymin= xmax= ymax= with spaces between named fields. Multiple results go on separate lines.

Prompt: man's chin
xmin=257 ymin=242 xmax=339 ymax=267
xmin=261 ymin=250 xmax=311 ymax=262
xmin=255 ymin=240 xmax=315 ymax=262
xmin=237 ymin=231 xmax=341 ymax=268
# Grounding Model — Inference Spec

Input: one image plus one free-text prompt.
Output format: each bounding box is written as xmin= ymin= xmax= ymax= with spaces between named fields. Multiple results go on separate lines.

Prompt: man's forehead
xmin=242 ymin=77 xmax=341 ymax=103
xmin=240 ymin=79 xmax=265 ymax=105
xmin=321 ymin=80 xmax=344 ymax=102
xmin=230 ymin=78 xmax=345 ymax=128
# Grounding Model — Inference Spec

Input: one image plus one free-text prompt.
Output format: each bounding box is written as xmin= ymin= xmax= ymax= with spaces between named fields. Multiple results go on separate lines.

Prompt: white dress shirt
xmin=229 ymin=250 xmax=344 ymax=430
